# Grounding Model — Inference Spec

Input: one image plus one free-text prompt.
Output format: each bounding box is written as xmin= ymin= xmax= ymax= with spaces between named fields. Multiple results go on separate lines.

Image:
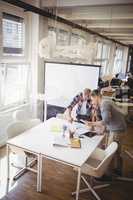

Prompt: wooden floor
xmin=0 ymin=125 xmax=133 ymax=200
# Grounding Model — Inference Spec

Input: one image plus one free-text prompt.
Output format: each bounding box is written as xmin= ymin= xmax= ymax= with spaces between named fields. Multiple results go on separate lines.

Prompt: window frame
xmin=0 ymin=62 xmax=31 ymax=111
xmin=0 ymin=4 xmax=31 ymax=111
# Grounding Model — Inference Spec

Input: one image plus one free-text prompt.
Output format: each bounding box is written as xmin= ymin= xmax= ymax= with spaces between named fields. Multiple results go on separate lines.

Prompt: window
xmin=71 ymin=33 xmax=86 ymax=47
xmin=2 ymin=13 xmax=24 ymax=56
xmin=48 ymin=26 xmax=56 ymax=35
xmin=96 ymin=42 xmax=102 ymax=59
xmin=48 ymin=26 xmax=56 ymax=42
xmin=56 ymin=29 xmax=69 ymax=46
xmin=0 ymin=63 xmax=31 ymax=110
xmin=94 ymin=42 xmax=110 ymax=76
xmin=113 ymin=48 xmax=123 ymax=74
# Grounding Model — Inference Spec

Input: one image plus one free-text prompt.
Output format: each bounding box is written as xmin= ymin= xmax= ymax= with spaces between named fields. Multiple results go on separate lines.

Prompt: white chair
xmin=56 ymin=113 xmax=65 ymax=119
xmin=12 ymin=109 xmax=41 ymax=123
xmin=13 ymin=109 xmax=31 ymax=121
xmin=7 ymin=120 xmax=40 ymax=180
xmin=72 ymin=142 xmax=118 ymax=200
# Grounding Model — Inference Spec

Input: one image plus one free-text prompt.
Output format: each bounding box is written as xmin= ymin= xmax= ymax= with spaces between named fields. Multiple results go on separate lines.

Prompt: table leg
xmin=76 ymin=168 xmax=81 ymax=200
xmin=6 ymin=145 xmax=10 ymax=194
xmin=37 ymin=154 xmax=42 ymax=192
xmin=39 ymin=154 xmax=42 ymax=192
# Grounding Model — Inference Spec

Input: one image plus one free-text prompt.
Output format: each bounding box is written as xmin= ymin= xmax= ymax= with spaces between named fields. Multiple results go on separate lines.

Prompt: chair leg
xmin=115 ymin=150 xmax=133 ymax=182
xmin=13 ymin=167 xmax=27 ymax=180
xmin=116 ymin=177 xmax=133 ymax=182
xmin=72 ymin=183 xmax=110 ymax=196
xmin=13 ymin=156 xmax=28 ymax=181
xmin=93 ymin=184 xmax=110 ymax=189
xmin=27 ymin=158 xmax=37 ymax=168
xmin=13 ymin=157 xmax=37 ymax=181
xmin=72 ymin=188 xmax=90 ymax=195
xmin=81 ymin=176 xmax=101 ymax=200
xmin=125 ymin=150 xmax=133 ymax=160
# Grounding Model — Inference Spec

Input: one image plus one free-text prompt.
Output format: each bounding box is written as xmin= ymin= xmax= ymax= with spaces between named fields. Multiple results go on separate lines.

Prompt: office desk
xmin=114 ymin=101 xmax=133 ymax=107
xmin=7 ymin=118 xmax=103 ymax=200
xmin=114 ymin=101 xmax=133 ymax=117
xmin=103 ymin=96 xmax=133 ymax=116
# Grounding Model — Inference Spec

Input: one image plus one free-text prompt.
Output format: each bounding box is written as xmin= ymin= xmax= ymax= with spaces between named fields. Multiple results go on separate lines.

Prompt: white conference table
xmin=7 ymin=118 xmax=104 ymax=200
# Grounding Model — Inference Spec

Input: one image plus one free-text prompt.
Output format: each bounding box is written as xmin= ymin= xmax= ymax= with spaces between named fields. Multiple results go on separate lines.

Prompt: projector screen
xmin=45 ymin=62 xmax=100 ymax=114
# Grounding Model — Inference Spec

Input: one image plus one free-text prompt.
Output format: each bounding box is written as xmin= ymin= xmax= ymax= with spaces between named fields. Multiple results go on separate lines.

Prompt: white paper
xmin=53 ymin=136 xmax=70 ymax=147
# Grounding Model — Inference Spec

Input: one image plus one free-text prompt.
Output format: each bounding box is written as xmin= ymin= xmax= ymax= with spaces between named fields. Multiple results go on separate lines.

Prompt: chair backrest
xmin=95 ymin=142 xmax=118 ymax=177
xmin=7 ymin=121 xmax=29 ymax=139
xmin=56 ymin=113 xmax=65 ymax=119
xmin=26 ymin=118 xmax=41 ymax=129
xmin=13 ymin=109 xmax=31 ymax=121
xmin=7 ymin=119 xmax=41 ymax=139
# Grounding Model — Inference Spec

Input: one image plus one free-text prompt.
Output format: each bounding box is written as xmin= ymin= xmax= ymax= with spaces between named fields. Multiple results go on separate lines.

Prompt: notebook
xmin=70 ymin=138 xmax=81 ymax=148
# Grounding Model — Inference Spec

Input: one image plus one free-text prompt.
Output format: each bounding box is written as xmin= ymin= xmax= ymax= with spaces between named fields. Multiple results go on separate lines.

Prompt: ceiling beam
xmin=1 ymin=0 xmax=128 ymax=47
xmin=101 ymin=33 xmax=133 ymax=36
xmin=57 ymin=5 xmax=133 ymax=21
xmin=120 ymin=40 xmax=133 ymax=44
xmin=107 ymin=37 xmax=133 ymax=39
xmin=42 ymin=0 xmax=133 ymax=7
xmin=72 ymin=20 xmax=133 ymax=29
xmin=86 ymin=24 xmax=133 ymax=29
xmin=114 ymin=38 xmax=133 ymax=42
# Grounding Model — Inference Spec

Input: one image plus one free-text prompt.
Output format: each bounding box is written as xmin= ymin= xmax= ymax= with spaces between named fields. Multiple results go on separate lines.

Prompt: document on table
xmin=75 ymin=127 xmax=91 ymax=135
xmin=72 ymin=121 xmax=91 ymax=136
xmin=53 ymin=135 xmax=81 ymax=148
xmin=53 ymin=136 xmax=70 ymax=147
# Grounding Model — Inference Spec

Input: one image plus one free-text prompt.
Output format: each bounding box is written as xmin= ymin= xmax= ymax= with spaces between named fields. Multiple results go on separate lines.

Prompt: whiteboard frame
xmin=44 ymin=61 xmax=101 ymax=120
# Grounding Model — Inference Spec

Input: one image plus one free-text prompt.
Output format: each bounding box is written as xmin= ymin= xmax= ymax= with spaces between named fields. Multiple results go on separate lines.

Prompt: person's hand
xmin=84 ymin=120 xmax=90 ymax=126
xmin=67 ymin=117 xmax=73 ymax=123
xmin=94 ymin=124 xmax=106 ymax=135
xmin=85 ymin=121 xmax=94 ymax=126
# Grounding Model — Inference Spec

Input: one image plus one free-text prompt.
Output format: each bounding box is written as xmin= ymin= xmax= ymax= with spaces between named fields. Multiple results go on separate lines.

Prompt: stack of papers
xmin=53 ymin=136 xmax=81 ymax=148
xmin=72 ymin=121 xmax=91 ymax=136
xmin=53 ymin=136 xmax=70 ymax=147
xmin=75 ymin=127 xmax=91 ymax=135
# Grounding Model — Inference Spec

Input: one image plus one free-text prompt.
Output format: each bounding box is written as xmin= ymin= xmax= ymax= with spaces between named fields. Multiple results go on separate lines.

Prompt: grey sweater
xmin=100 ymin=100 xmax=127 ymax=132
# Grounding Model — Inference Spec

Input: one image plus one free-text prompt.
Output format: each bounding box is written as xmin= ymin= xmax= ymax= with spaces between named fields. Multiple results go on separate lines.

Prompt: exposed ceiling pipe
xmin=0 ymin=0 xmax=129 ymax=47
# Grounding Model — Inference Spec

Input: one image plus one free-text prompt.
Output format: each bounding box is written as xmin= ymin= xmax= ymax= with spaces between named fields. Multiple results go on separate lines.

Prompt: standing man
xmin=64 ymin=88 xmax=93 ymax=122
xmin=87 ymin=89 xmax=126 ymax=175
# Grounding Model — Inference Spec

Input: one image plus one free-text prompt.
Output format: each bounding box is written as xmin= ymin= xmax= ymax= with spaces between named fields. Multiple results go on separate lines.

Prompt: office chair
xmin=72 ymin=142 xmax=118 ymax=200
xmin=7 ymin=120 xmax=40 ymax=180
